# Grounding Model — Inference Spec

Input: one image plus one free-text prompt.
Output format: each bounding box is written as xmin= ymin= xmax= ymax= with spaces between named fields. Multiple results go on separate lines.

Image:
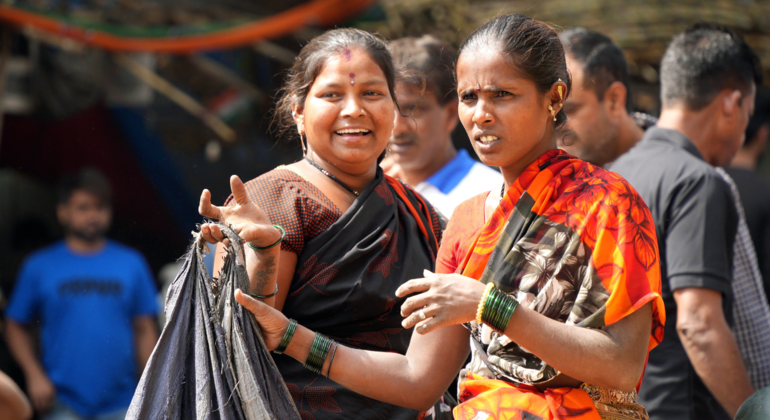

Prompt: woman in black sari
xmin=198 ymin=28 xmax=442 ymax=420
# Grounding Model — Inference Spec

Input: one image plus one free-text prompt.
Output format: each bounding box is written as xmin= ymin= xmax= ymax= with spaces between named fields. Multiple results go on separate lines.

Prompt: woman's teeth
xmin=336 ymin=128 xmax=370 ymax=135
xmin=479 ymin=135 xmax=499 ymax=144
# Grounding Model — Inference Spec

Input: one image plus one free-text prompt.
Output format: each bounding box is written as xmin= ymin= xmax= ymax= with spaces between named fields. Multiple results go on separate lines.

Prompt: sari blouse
xmin=229 ymin=167 xmax=441 ymax=420
xmin=436 ymin=149 xmax=665 ymax=391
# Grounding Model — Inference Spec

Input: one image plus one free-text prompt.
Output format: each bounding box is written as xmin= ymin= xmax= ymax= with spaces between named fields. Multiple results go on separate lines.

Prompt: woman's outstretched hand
xmin=235 ymin=289 xmax=290 ymax=351
xmin=396 ymin=270 xmax=486 ymax=334
xmin=198 ymin=175 xmax=279 ymax=248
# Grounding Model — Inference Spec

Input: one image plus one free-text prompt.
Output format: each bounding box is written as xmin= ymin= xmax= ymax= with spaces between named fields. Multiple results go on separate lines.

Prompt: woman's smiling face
xmin=456 ymin=47 xmax=557 ymax=173
xmin=298 ymin=48 xmax=395 ymax=174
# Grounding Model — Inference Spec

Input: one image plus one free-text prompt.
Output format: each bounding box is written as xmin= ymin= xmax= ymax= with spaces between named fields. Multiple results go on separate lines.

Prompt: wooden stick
xmin=114 ymin=54 xmax=236 ymax=143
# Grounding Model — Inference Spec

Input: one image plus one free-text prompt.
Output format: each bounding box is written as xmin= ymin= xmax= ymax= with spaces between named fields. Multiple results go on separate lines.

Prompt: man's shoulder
xmin=22 ymin=241 xmax=66 ymax=264
xmin=614 ymin=137 xmax=722 ymax=195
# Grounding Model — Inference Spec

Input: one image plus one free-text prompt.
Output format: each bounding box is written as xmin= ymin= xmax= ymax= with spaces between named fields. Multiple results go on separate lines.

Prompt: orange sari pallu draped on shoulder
xmin=436 ymin=150 xmax=665 ymax=420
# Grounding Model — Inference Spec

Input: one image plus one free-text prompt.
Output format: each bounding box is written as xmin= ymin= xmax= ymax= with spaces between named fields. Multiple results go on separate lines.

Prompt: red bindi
xmin=349 ymin=72 xmax=355 ymax=85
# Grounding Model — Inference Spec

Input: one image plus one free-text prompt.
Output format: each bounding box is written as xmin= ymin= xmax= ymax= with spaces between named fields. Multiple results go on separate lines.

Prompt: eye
xmin=321 ymin=92 xmax=341 ymax=99
xmin=363 ymin=91 xmax=383 ymax=97
xmin=461 ymin=92 xmax=477 ymax=101
xmin=496 ymin=90 xmax=512 ymax=97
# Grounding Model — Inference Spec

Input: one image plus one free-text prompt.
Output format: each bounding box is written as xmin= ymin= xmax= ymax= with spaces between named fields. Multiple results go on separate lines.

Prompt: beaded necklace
xmin=304 ymin=157 xmax=360 ymax=196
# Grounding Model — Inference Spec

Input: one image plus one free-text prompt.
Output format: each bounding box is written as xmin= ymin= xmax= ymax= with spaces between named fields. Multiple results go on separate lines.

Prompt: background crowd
xmin=0 ymin=1 xmax=769 ymax=420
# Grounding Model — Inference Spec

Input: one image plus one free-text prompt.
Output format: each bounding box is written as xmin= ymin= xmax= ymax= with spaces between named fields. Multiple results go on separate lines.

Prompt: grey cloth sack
xmin=127 ymin=224 xmax=300 ymax=420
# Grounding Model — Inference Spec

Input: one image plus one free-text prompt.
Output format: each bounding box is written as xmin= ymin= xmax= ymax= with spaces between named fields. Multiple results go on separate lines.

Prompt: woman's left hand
xmin=396 ymin=270 xmax=486 ymax=334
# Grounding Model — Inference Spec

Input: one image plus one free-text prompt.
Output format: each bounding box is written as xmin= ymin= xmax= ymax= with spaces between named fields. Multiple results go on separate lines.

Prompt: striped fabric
xmin=716 ymin=167 xmax=770 ymax=390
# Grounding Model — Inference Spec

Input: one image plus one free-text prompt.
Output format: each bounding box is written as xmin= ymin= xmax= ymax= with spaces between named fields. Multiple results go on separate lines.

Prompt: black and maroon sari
xmin=236 ymin=166 xmax=441 ymax=420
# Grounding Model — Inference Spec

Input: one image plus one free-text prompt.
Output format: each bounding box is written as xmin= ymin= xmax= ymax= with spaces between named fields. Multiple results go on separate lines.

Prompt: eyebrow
xmin=459 ymin=85 xmax=517 ymax=94
xmin=317 ymin=79 xmax=387 ymax=89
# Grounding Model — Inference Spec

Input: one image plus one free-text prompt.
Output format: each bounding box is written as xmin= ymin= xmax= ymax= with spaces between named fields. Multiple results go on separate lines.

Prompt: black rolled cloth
xmin=127 ymin=224 xmax=300 ymax=420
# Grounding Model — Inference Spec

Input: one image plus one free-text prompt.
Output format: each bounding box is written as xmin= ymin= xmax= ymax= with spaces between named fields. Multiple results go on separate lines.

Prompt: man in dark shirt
xmin=727 ymin=89 xmax=770 ymax=294
xmin=557 ymin=27 xmax=654 ymax=167
xmin=613 ymin=24 xmax=761 ymax=419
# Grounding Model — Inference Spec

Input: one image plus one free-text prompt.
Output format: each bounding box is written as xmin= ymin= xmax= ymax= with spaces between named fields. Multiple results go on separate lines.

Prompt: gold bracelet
xmin=476 ymin=282 xmax=495 ymax=325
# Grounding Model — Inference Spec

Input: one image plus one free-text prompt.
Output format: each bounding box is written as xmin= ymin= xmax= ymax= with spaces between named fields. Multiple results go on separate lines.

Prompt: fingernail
xmin=401 ymin=320 xmax=408 ymax=328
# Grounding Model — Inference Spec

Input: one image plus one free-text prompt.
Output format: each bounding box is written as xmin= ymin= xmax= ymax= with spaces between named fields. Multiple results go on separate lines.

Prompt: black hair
xmin=457 ymin=14 xmax=572 ymax=128
xmin=388 ymin=35 xmax=458 ymax=105
xmin=273 ymin=28 xmax=398 ymax=141
xmin=57 ymin=168 xmax=112 ymax=205
xmin=560 ymin=27 xmax=632 ymax=112
xmin=660 ymin=22 xmax=762 ymax=110
xmin=746 ymin=88 xmax=770 ymax=146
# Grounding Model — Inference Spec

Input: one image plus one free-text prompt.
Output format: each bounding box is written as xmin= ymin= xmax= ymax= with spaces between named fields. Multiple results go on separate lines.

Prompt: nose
xmin=340 ymin=95 xmax=365 ymax=118
xmin=471 ymin=100 xmax=493 ymax=125
xmin=392 ymin=108 xmax=415 ymax=136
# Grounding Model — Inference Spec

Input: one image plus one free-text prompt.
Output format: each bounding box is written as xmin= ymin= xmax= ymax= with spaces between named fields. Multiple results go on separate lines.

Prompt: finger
xmin=200 ymin=224 xmax=218 ymax=244
xmin=230 ymin=175 xmax=250 ymax=206
xmin=414 ymin=317 xmax=440 ymax=335
xmin=401 ymin=305 xmax=432 ymax=329
xmin=199 ymin=189 xmax=223 ymax=219
xmin=208 ymin=224 xmax=227 ymax=243
xmin=395 ymin=278 xmax=431 ymax=298
xmin=423 ymin=269 xmax=436 ymax=278
xmin=401 ymin=293 xmax=432 ymax=317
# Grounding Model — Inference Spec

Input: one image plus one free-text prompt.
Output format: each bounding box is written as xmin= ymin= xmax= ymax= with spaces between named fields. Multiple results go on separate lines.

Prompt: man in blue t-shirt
xmin=4 ymin=169 xmax=159 ymax=420
xmin=382 ymin=35 xmax=503 ymax=218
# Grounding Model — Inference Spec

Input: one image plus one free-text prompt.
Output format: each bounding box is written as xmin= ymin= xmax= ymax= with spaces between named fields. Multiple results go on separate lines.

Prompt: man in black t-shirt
xmin=613 ymin=24 xmax=761 ymax=420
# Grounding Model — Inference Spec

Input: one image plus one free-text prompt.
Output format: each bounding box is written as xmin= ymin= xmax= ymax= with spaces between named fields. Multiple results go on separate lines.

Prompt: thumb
xmin=423 ymin=269 xmax=436 ymax=278
xmin=235 ymin=289 xmax=272 ymax=317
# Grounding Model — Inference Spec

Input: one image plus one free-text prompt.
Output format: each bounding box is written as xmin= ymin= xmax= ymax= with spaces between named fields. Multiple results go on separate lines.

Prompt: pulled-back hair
xmin=560 ymin=27 xmax=633 ymax=112
xmin=273 ymin=28 xmax=398 ymax=141
xmin=57 ymin=168 xmax=112 ymax=205
xmin=661 ymin=23 xmax=762 ymax=110
xmin=457 ymin=14 xmax=572 ymax=128
xmin=388 ymin=35 xmax=457 ymax=105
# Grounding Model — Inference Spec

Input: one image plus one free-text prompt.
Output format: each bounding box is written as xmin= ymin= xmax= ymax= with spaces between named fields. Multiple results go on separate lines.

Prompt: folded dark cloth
xmin=127 ymin=224 xmax=300 ymax=420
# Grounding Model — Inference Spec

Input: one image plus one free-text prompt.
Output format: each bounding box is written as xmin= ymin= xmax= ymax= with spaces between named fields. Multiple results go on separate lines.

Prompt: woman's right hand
xmin=234 ymin=289 xmax=290 ymax=351
xmin=198 ymin=175 xmax=280 ymax=248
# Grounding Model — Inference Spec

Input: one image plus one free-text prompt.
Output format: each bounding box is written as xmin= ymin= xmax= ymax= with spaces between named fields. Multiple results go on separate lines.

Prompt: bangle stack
xmin=477 ymin=284 xmax=519 ymax=335
xmin=304 ymin=333 xmax=334 ymax=375
xmin=274 ymin=319 xmax=297 ymax=354
xmin=248 ymin=225 xmax=286 ymax=251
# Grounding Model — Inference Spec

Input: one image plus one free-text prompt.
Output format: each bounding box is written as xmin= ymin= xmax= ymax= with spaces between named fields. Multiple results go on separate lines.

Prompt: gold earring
xmin=557 ymin=78 xmax=564 ymax=101
xmin=548 ymin=105 xmax=557 ymax=121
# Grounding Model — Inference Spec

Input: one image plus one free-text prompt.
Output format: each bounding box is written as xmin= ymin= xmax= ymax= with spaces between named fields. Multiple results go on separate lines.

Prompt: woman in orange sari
xmin=224 ymin=14 xmax=664 ymax=420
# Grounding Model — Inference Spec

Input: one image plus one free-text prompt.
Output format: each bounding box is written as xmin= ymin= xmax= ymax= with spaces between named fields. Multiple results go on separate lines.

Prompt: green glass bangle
xmin=498 ymin=295 xmax=519 ymax=333
xmin=325 ymin=342 xmax=339 ymax=378
xmin=274 ymin=319 xmax=297 ymax=355
xmin=247 ymin=225 xmax=286 ymax=251
xmin=305 ymin=333 xmax=334 ymax=375
xmin=483 ymin=289 xmax=503 ymax=328
xmin=481 ymin=287 xmax=519 ymax=335
xmin=483 ymin=288 xmax=498 ymax=325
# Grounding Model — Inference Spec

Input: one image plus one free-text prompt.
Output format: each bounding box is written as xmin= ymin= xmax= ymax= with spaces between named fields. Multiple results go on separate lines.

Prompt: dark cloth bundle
xmin=127 ymin=225 xmax=300 ymax=420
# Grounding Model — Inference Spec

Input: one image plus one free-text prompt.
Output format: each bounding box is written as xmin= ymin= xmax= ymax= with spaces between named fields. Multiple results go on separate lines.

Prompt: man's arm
xmin=133 ymin=316 xmax=158 ymax=373
xmin=4 ymin=320 xmax=55 ymax=414
xmin=674 ymin=287 xmax=753 ymax=417
xmin=0 ymin=370 xmax=32 ymax=420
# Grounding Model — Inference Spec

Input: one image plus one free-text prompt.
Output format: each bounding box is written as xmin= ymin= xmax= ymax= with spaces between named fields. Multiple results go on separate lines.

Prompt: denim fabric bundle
xmin=127 ymin=224 xmax=300 ymax=420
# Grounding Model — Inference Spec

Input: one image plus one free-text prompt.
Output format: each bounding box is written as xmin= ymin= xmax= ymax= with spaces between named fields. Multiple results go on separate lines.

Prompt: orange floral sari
xmin=438 ymin=150 xmax=665 ymax=420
